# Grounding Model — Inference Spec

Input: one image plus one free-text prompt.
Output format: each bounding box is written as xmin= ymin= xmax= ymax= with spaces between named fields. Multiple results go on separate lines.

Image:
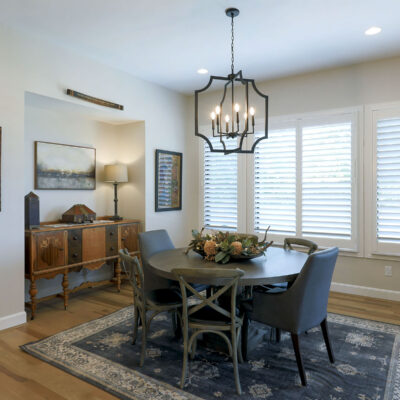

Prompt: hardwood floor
xmin=0 ymin=285 xmax=398 ymax=400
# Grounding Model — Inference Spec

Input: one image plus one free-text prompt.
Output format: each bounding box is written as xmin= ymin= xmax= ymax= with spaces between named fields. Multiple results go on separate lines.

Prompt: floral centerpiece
xmin=185 ymin=227 xmax=273 ymax=264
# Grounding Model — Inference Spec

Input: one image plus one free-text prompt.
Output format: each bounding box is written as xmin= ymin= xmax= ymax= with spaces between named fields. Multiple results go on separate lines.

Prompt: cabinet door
xmin=119 ymin=223 xmax=139 ymax=253
xmin=36 ymin=231 xmax=66 ymax=270
xmin=82 ymin=226 xmax=106 ymax=270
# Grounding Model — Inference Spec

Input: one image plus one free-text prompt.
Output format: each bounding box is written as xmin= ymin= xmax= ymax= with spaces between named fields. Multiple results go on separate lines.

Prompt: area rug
xmin=21 ymin=306 xmax=400 ymax=400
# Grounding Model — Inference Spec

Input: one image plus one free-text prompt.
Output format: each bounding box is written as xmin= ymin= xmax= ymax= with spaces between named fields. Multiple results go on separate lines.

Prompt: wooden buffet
xmin=25 ymin=218 xmax=140 ymax=319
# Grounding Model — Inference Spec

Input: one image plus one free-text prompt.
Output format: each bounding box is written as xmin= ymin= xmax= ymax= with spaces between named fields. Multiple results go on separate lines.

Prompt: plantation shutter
xmin=376 ymin=118 xmax=400 ymax=243
xmin=203 ymin=137 xmax=238 ymax=231
xmin=254 ymin=128 xmax=297 ymax=235
xmin=301 ymin=122 xmax=352 ymax=239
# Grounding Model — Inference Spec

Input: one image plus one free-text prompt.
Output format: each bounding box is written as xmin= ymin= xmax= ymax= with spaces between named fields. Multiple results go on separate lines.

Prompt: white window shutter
xmin=376 ymin=118 xmax=400 ymax=243
xmin=302 ymin=122 xmax=352 ymax=240
xmin=203 ymin=138 xmax=238 ymax=231
xmin=254 ymin=128 xmax=297 ymax=235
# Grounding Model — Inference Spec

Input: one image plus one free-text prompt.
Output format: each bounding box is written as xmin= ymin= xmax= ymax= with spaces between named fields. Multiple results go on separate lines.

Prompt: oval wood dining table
xmin=148 ymin=246 xmax=309 ymax=359
xmin=147 ymin=246 xmax=308 ymax=286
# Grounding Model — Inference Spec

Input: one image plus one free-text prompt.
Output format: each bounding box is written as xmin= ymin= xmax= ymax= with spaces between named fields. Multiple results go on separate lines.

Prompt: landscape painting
xmin=35 ymin=141 xmax=96 ymax=190
xmin=155 ymin=149 xmax=182 ymax=211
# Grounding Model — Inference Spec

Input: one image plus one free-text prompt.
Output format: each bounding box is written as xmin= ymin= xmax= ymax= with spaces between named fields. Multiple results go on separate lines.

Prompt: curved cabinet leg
xmin=62 ymin=271 xmax=69 ymax=310
xmin=115 ymin=260 xmax=121 ymax=292
xmin=30 ymin=279 xmax=38 ymax=320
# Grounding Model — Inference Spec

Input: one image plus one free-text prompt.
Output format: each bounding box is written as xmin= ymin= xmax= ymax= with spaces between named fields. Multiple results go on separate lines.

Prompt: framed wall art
xmin=35 ymin=141 xmax=96 ymax=190
xmin=155 ymin=149 xmax=182 ymax=212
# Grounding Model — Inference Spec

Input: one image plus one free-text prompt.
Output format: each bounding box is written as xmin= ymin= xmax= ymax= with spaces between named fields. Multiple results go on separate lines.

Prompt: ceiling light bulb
xmin=365 ymin=26 xmax=382 ymax=36
xmin=197 ymin=68 xmax=208 ymax=74
xmin=234 ymin=103 xmax=240 ymax=112
xmin=249 ymin=107 xmax=255 ymax=116
xmin=225 ymin=114 xmax=230 ymax=122
xmin=210 ymin=111 xmax=216 ymax=120
xmin=215 ymin=106 xmax=221 ymax=115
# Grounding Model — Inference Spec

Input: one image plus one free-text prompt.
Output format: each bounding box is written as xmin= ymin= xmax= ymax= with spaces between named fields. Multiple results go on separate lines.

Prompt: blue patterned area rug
xmin=21 ymin=307 xmax=400 ymax=400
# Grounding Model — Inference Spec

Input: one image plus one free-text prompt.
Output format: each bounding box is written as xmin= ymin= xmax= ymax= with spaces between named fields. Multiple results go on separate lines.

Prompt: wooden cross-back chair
xmin=119 ymin=249 xmax=182 ymax=367
xmin=172 ymin=267 xmax=245 ymax=395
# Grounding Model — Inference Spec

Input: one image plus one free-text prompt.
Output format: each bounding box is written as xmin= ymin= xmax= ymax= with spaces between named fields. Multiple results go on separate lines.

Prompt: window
xmin=369 ymin=107 xmax=400 ymax=255
xmin=376 ymin=118 xmax=400 ymax=244
xmin=201 ymin=109 xmax=358 ymax=250
xmin=254 ymin=128 xmax=297 ymax=235
xmin=302 ymin=122 xmax=352 ymax=240
xmin=203 ymin=137 xmax=238 ymax=231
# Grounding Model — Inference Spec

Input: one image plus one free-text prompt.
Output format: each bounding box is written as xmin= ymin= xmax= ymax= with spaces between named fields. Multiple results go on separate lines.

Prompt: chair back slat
xmin=172 ymin=268 xmax=244 ymax=325
xmin=119 ymin=249 xmax=146 ymax=307
xmin=284 ymin=238 xmax=318 ymax=255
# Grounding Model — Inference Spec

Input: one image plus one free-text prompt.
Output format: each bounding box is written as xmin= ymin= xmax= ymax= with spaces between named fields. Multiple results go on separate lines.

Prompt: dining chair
xmin=119 ymin=249 xmax=182 ymax=367
xmin=243 ymin=247 xmax=339 ymax=386
xmin=172 ymin=267 xmax=245 ymax=395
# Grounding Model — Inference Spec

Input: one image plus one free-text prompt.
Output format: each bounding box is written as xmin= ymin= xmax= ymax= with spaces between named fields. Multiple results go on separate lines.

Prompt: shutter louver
xmin=302 ymin=122 xmax=352 ymax=239
xmin=204 ymin=138 xmax=238 ymax=231
xmin=254 ymin=128 xmax=297 ymax=235
xmin=376 ymin=118 xmax=400 ymax=243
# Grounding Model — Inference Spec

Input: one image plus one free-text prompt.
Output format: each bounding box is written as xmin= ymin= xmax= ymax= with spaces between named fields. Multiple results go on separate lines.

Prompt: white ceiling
xmin=1 ymin=0 xmax=400 ymax=94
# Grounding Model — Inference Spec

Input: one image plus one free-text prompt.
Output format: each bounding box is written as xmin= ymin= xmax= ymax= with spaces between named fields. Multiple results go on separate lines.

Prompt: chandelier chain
xmin=231 ymin=14 xmax=234 ymax=75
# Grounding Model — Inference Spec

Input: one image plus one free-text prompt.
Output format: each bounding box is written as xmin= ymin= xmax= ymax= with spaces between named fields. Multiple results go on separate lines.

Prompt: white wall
xmin=191 ymin=55 xmax=400 ymax=298
xmin=0 ymin=23 xmax=194 ymax=330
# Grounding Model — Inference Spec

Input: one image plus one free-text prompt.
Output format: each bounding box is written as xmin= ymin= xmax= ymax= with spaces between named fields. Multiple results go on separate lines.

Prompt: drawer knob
xmin=109 ymin=232 xmax=114 ymax=236
xmin=73 ymin=235 xmax=78 ymax=240
xmin=72 ymin=253 xmax=78 ymax=258
xmin=110 ymin=247 xmax=115 ymax=251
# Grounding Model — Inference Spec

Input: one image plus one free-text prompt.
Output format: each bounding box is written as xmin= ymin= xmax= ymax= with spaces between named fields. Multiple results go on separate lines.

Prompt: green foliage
xmin=185 ymin=228 xmax=273 ymax=263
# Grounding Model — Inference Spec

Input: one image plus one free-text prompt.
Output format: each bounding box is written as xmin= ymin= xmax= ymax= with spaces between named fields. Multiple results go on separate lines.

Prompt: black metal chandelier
xmin=195 ymin=7 xmax=269 ymax=154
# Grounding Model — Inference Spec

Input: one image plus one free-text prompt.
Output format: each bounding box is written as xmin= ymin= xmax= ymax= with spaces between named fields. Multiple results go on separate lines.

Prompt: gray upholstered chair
xmin=119 ymin=249 xmax=182 ymax=367
xmin=138 ymin=229 xmax=178 ymax=293
xmin=172 ymin=267 xmax=245 ymax=395
xmin=244 ymin=247 xmax=339 ymax=386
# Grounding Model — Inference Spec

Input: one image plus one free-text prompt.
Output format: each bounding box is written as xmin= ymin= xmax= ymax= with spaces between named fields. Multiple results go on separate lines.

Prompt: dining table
xmin=148 ymin=246 xmax=309 ymax=359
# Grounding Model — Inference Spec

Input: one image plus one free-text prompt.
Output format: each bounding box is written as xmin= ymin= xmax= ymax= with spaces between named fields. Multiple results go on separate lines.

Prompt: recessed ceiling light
xmin=365 ymin=26 xmax=382 ymax=36
xmin=197 ymin=68 xmax=208 ymax=74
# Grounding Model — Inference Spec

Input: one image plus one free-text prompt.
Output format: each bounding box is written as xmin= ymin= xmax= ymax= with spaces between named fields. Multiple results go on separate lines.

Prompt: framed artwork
xmin=35 ymin=141 xmax=96 ymax=190
xmin=155 ymin=149 xmax=182 ymax=212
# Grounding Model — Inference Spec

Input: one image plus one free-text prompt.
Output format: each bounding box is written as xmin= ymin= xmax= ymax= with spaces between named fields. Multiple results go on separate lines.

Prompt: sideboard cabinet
xmin=25 ymin=219 xmax=140 ymax=319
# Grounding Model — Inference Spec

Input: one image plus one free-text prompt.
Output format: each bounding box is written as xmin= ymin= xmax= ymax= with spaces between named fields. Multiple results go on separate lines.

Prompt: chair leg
xmin=275 ymin=328 xmax=281 ymax=343
xmin=132 ymin=306 xmax=139 ymax=345
xmin=180 ymin=322 xmax=189 ymax=389
xmin=190 ymin=333 xmax=197 ymax=360
xmin=237 ymin=327 xmax=244 ymax=364
xmin=231 ymin=328 xmax=242 ymax=395
xmin=139 ymin=310 xmax=147 ymax=367
xmin=291 ymin=333 xmax=307 ymax=386
xmin=241 ymin=313 xmax=249 ymax=361
xmin=320 ymin=318 xmax=335 ymax=363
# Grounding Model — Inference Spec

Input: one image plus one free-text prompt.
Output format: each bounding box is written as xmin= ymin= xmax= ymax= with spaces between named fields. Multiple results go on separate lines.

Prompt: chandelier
xmin=194 ymin=8 xmax=269 ymax=154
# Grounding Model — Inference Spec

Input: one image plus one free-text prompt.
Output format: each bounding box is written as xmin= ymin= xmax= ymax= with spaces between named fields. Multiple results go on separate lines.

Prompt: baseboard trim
xmin=0 ymin=311 xmax=27 ymax=331
xmin=331 ymin=282 xmax=400 ymax=302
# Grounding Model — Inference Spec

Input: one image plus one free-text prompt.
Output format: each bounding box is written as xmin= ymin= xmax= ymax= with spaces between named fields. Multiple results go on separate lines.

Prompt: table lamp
xmin=104 ymin=164 xmax=128 ymax=221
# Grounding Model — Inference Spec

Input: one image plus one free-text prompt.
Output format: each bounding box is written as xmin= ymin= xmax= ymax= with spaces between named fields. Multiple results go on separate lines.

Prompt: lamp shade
xmin=104 ymin=164 xmax=128 ymax=183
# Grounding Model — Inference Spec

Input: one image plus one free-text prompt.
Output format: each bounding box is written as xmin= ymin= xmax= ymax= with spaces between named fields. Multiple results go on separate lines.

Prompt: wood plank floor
xmin=0 ymin=284 xmax=399 ymax=400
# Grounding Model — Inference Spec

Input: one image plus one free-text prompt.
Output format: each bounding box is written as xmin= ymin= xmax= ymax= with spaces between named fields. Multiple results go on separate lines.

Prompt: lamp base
xmin=110 ymin=215 xmax=123 ymax=221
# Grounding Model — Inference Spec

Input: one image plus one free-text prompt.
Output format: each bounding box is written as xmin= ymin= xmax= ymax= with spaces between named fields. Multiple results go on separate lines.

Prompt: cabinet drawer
xmin=36 ymin=231 xmax=65 ymax=270
xmin=106 ymin=225 xmax=118 ymax=257
xmin=120 ymin=223 xmax=139 ymax=252
xmin=68 ymin=229 xmax=82 ymax=264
